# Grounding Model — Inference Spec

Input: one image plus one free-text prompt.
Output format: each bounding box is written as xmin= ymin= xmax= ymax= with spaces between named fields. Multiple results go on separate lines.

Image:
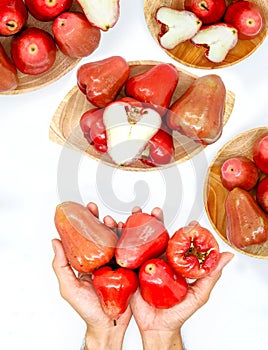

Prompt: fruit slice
xmin=103 ymin=101 xmax=161 ymax=165
xmin=155 ymin=7 xmax=202 ymax=50
xmin=76 ymin=0 xmax=120 ymax=31
xmin=191 ymin=23 xmax=238 ymax=63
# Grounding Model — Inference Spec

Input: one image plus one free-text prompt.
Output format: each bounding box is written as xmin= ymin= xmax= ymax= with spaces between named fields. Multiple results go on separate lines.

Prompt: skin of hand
xmin=129 ymin=207 xmax=234 ymax=350
xmin=52 ymin=202 xmax=132 ymax=350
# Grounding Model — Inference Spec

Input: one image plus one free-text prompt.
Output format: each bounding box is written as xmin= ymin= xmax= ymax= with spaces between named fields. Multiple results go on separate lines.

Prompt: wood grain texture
xmin=204 ymin=127 xmax=268 ymax=259
xmin=144 ymin=0 xmax=268 ymax=69
xmin=0 ymin=2 xmax=81 ymax=94
xmin=49 ymin=60 xmax=235 ymax=171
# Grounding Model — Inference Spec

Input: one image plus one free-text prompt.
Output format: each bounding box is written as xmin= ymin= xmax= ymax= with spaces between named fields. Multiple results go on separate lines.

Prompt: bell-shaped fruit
xmin=115 ymin=212 xmax=169 ymax=269
xmin=139 ymin=258 xmax=188 ymax=308
xmin=54 ymin=201 xmax=118 ymax=273
xmin=0 ymin=0 xmax=28 ymax=36
xmin=256 ymin=177 xmax=268 ymax=214
xmin=253 ymin=134 xmax=268 ymax=174
xmin=77 ymin=56 xmax=130 ymax=108
xmin=225 ymin=187 xmax=268 ymax=249
xmin=0 ymin=43 xmax=18 ymax=92
xmin=52 ymin=12 xmax=101 ymax=58
xmin=167 ymin=74 xmax=226 ymax=145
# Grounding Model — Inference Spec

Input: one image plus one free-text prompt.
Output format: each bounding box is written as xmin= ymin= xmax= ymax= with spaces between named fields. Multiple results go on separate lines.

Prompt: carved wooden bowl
xmin=144 ymin=0 xmax=268 ymax=69
xmin=49 ymin=60 xmax=235 ymax=171
xmin=204 ymin=127 xmax=268 ymax=259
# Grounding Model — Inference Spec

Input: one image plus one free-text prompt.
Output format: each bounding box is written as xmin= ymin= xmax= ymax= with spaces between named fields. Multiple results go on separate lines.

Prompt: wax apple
xmin=77 ymin=56 xmax=130 ymax=108
xmin=253 ymin=134 xmax=268 ymax=174
xmin=224 ymin=1 xmax=264 ymax=40
xmin=184 ymin=0 xmax=226 ymax=24
xmin=191 ymin=23 xmax=238 ymax=63
xmin=225 ymin=187 xmax=268 ymax=249
xmin=0 ymin=43 xmax=18 ymax=92
xmin=25 ymin=0 xmax=72 ymax=21
xmin=52 ymin=12 xmax=101 ymax=58
xmin=11 ymin=27 xmax=57 ymax=75
xmin=166 ymin=221 xmax=220 ymax=279
xmin=139 ymin=258 xmax=188 ymax=308
xmin=0 ymin=0 xmax=28 ymax=36
xmin=155 ymin=7 xmax=202 ymax=50
xmin=220 ymin=156 xmax=259 ymax=191
xmin=76 ymin=0 xmax=120 ymax=31
xmin=256 ymin=177 xmax=268 ymax=214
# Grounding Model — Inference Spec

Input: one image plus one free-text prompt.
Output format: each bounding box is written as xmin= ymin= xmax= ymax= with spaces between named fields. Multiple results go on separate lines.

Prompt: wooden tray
xmin=144 ymin=0 xmax=268 ymax=69
xmin=49 ymin=60 xmax=235 ymax=171
xmin=204 ymin=127 xmax=268 ymax=259
xmin=0 ymin=2 xmax=82 ymax=94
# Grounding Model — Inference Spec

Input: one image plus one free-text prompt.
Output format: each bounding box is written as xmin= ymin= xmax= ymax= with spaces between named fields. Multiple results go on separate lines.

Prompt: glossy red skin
xmin=115 ymin=212 xmax=170 ymax=269
xmin=220 ymin=156 xmax=259 ymax=191
xmin=0 ymin=43 xmax=18 ymax=92
xmin=256 ymin=177 xmax=268 ymax=214
xmin=54 ymin=201 xmax=118 ymax=273
xmin=139 ymin=258 xmax=188 ymax=308
xmin=77 ymin=56 xmax=130 ymax=108
xmin=52 ymin=12 xmax=101 ymax=58
xmin=25 ymin=0 xmax=72 ymax=21
xmin=224 ymin=1 xmax=264 ymax=40
xmin=253 ymin=134 xmax=268 ymax=174
xmin=225 ymin=187 xmax=268 ymax=249
xmin=184 ymin=0 xmax=226 ymax=24
xmin=11 ymin=27 xmax=57 ymax=75
xmin=141 ymin=127 xmax=174 ymax=166
xmin=0 ymin=0 xmax=28 ymax=36
xmin=92 ymin=266 xmax=138 ymax=320
xmin=125 ymin=63 xmax=179 ymax=116
xmin=166 ymin=221 xmax=220 ymax=279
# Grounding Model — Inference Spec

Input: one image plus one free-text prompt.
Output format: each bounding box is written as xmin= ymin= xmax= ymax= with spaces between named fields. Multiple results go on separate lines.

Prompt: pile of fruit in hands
xmin=54 ymin=201 xmax=221 ymax=322
xmin=155 ymin=0 xmax=265 ymax=63
xmin=220 ymin=133 xmax=268 ymax=251
xmin=0 ymin=0 xmax=120 ymax=92
xmin=78 ymin=56 xmax=227 ymax=167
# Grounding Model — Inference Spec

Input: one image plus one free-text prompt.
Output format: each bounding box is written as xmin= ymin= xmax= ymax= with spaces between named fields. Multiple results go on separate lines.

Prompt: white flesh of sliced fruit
xmin=103 ymin=102 xmax=161 ymax=165
xmin=156 ymin=7 xmax=202 ymax=50
xmin=191 ymin=24 xmax=238 ymax=63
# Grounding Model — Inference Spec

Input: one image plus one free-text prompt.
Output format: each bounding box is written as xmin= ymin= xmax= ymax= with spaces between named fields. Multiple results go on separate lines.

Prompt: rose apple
xmin=139 ymin=258 xmax=188 ymax=308
xmin=25 ymin=0 xmax=72 ymax=21
xmin=224 ymin=0 xmax=265 ymax=40
xmin=253 ymin=134 xmax=268 ymax=174
xmin=166 ymin=221 xmax=220 ymax=279
xmin=256 ymin=176 xmax=268 ymax=214
xmin=220 ymin=156 xmax=259 ymax=191
xmin=184 ymin=0 xmax=226 ymax=24
xmin=52 ymin=11 xmax=101 ymax=58
xmin=0 ymin=43 xmax=18 ymax=92
xmin=0 ymin=0 xmax=28 ymax=36
xmin=11 ymin=27 xmax=57 ymax=75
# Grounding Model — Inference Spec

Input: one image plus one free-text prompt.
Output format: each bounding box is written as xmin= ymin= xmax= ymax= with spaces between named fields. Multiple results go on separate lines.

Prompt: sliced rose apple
xmin=155 ymin=7 xmax=202 ymax=50
xmin=103 ymin=101 xmax=161 ymax=166
xmin=191 ymin=23 xmax=238 ymax=63
xmin=76 ymin=0 xmax=120 ymax=31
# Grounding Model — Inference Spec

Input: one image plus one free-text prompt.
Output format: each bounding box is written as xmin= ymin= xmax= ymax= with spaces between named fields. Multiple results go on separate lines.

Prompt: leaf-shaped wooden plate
xmin=49 ymin=60 xmax=235 ymax=171
xmin=204 ymin=127 xmax=268 ymax=259
xmin=0 ymin=2 xmax=82 ymax=95
xmin=144 ymin=0 xmax=268 ymax=69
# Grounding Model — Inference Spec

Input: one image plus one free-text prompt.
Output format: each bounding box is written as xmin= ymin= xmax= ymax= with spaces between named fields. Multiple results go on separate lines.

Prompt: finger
xmin=86 ymin=202 xmax=99 ymax=218
xmin=103 ymin=214 xmax=118 ymax=228
xmin=151 ymin=207 xmax=164 ymax=223
xmin=132 ymin=206 xmax=142 ymax=214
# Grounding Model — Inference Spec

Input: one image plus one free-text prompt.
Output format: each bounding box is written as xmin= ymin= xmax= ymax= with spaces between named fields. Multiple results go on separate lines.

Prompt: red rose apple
xmin=184 ymin=0 xmax=226 ymax=24
xmin=25 ymin=0 xmax=72 ymax=21
xmin=253 ymin=134 xmax=268 ymax=174
xmin=0 ymin=42 xmax=18 ymax=92
xmin=256 ymin=176 xmax=268 ymax=214
xmin=11 ymin=27 xmax=57 ymax=75
xmin=0 ymin=0 xmax=28 ymax=36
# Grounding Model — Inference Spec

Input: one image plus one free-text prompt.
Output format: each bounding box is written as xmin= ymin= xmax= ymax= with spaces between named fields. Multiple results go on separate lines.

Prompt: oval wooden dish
xmin=144 ymin=0 xmax=268 ymax=69
xmin=204 ymin=126 xmax=268 ymax=259
xmin=49 ymin=60 xmax=235 ymax=171
xmin=0 ymin=2 xmax=81 ymax=95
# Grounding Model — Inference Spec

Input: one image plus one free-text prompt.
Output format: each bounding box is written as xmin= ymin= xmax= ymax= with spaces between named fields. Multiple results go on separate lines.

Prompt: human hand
xmin=52 ymin=202 xmax=132 ymax=350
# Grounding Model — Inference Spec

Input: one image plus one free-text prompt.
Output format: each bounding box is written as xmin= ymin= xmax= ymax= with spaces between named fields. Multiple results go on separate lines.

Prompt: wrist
xmin=141 ymin=329 xmax=184 ymax=350
xmin=84 ymin=325 xmax=126 ymax=350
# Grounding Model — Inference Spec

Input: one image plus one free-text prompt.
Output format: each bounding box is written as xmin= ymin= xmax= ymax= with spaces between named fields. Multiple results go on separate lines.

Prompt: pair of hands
xmin=52 ymin=202 xmax=233 ymax=350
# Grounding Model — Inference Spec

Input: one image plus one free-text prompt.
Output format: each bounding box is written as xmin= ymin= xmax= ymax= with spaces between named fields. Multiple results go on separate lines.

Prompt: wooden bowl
xmin=204 ymin=127 xmax=268 ymax=259
xmin=49 ymin=60 xmax=235 ymax=171
xmin=0 ymin=2 xmax=81 ymax=94
xmin=144 ymin=0 xmax=268 ymax=69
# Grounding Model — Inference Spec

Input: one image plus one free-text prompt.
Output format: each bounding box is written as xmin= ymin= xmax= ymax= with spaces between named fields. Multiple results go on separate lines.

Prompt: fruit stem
xmin=200 ymin=2 xmax=209 ymax=11
xmin=113 ymin=319 xmax=117 ymax=326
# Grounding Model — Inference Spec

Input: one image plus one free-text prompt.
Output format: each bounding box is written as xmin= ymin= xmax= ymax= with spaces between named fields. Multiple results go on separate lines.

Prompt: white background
xmin=1 ymin=1 xmax=268 ymax=349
